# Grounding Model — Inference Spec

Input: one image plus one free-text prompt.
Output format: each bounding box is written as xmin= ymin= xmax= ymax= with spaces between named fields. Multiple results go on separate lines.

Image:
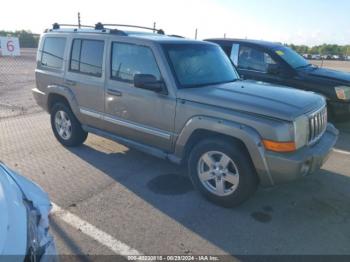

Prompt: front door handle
xmin=107 ymin=89 xmax=122 ymax=97
xmin=64 ymin=79 xmax=77 ymax=86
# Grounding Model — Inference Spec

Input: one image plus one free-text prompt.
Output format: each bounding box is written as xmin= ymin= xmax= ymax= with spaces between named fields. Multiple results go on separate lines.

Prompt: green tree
xmin=0 ymin=30 xmax=39 ymax=48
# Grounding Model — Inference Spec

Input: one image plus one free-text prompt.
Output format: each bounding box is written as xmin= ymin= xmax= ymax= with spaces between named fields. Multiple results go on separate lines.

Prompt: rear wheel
xmin=50 ymin=103 xmax=88 ymax=147
xmin=188 ymin=138 xmax=258 ymax=207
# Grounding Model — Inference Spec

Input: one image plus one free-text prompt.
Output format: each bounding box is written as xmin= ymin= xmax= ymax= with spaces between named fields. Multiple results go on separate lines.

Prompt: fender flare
xmin=174 ymin=116 xmax=274 ymax=186
xmin=47 ymin=85 xmax=81 ymax=119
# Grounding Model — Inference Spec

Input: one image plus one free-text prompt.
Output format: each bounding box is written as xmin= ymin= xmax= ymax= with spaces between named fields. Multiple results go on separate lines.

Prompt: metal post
xmin=78 ymin=12 xmax=81 ymax=28
xmin=224 ymin=33 xmax=226 ymax=38
xmin=195 ymin=28 xmax=198 ymax=40
xmin=153 ymin=22 xmax=156 ymax=33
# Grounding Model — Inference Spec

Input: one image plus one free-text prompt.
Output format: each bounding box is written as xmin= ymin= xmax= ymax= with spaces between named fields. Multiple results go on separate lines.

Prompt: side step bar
xmin=82 ymin=125 xmax=182 ymax=165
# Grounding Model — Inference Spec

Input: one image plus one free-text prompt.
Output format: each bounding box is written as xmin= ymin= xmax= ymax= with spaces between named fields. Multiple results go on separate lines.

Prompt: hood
xmin=0 ymin=163 xmax=51 ymax=256
xmin=306 ymin=67 xmax=350 ymax=84
xmin=177 ymin=80 xmax=325 ymax=121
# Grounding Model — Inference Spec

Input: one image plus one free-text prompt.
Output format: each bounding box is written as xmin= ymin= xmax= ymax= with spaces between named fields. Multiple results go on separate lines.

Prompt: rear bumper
xmin=32 ymin=88 xmax=49 ymax=112
xmin=264 ymin=124 xmax=338 ymax=185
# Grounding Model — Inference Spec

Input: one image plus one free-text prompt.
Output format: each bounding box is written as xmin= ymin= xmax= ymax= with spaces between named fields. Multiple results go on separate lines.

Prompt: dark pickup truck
xmin=206 ymin=38 xmax=350 ymax=121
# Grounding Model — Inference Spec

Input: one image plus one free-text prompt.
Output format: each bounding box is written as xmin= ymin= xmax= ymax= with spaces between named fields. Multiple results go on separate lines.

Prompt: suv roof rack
xmin=97 ymin=23 xmax=165 ymax=35
xmin=52 ymin=23 xmax=95 ymax=29
xmin=47 ymin=22 xmax=165 ymax=36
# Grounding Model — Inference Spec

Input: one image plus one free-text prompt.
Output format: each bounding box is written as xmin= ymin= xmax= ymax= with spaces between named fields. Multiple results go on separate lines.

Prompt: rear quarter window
xmin=41 ymin=37 xmax=66 ymax=69
xmin=69 ymin=39 xmax=104 ymax=77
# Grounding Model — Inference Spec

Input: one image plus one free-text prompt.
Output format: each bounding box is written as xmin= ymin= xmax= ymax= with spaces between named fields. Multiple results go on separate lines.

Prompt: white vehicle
xmin=0 ymin=162 xmax=56 ymax=261
xmin=332 ymin=55 xmax=340 ymax=60
xmin=311 ymin=54 xmax=321 ymax=60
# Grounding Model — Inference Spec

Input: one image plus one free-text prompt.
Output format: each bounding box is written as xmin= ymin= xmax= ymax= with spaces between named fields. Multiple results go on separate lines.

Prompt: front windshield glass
xmin=163 ymin=43 xmax=239 ymax=88
xmin=274 ymin=46 xmax=310 ymax=69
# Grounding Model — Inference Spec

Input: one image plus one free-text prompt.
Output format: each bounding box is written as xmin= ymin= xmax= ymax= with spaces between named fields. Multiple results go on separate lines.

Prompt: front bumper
xmin=265 ymin=124 xmax=338 ymax=185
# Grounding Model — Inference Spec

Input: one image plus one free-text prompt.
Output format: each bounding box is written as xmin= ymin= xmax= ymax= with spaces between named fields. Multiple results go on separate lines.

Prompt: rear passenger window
xmin=41 ymin=37 xmax=66 ymax=69
xmin=111 ymin=42 xmax=161 ymax=83
xmin=69 ymin=39 xmax=104 ymax=77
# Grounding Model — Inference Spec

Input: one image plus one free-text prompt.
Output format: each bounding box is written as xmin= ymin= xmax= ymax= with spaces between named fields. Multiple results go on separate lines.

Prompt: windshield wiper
xmin=295 ymin=64 xmax=312 ymax=69
xmin=184 ymin=79 xmax=239 ymax=89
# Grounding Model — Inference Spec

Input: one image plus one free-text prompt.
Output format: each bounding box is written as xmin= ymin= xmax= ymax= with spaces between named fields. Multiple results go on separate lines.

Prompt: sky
xmin=1 ymin=0 xmax=349 ymax=46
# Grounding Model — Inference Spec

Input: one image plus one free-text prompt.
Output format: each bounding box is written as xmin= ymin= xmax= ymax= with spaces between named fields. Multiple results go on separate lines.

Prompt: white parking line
xmin=333 ymin=149 xmax=350 ymax=156
xmin=51 ymin=203 xmax=142 ymax=256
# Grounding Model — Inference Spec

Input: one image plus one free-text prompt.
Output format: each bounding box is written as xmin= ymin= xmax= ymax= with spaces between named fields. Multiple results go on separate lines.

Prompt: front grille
xmin=308 ymin=106 xmax=327 ymax=145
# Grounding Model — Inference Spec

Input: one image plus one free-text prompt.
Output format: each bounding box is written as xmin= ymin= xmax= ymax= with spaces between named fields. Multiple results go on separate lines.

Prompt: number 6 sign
xmin=0 ymin=37 xmax=21 ymax=56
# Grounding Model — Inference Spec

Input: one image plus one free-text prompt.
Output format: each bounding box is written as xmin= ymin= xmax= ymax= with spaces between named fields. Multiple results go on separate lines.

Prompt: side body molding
xmin=173 ymin=116 xmax=274 ymax=186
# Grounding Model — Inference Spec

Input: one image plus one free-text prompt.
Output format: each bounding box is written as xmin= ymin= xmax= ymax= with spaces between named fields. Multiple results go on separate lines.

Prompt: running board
xmin=82 ymin=125 xmax=182 ymax=164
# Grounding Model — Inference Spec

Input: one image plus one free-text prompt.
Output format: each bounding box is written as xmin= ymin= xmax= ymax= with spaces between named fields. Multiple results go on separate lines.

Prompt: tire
xmin=188 ymin=138 xmax=258 ymax=207
xmin=50 ymin=102 xmax=88 ymax=147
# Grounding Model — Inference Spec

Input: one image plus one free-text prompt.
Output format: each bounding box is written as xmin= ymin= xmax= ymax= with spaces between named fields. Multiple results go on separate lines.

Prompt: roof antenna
xmin=78 ymin=12 xmax=81 ymax=28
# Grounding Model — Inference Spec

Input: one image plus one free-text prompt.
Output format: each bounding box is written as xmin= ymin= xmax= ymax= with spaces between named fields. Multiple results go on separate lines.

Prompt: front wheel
xmin=188 ymin=138 xmax=258 ymax=207
xmin=50 ymin=103 xmax=88 ymax=147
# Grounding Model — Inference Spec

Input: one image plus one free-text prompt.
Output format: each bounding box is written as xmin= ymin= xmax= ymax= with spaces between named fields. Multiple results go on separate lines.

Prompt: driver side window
xmin=111 ymin=42 xmax=161 ymax=84
xmin=237 ymin=46 xmax=276 ymax=73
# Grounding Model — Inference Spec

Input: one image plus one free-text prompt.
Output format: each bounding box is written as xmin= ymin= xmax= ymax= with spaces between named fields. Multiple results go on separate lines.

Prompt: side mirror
xmin=134 ymin=74 xmax=166 ymax=93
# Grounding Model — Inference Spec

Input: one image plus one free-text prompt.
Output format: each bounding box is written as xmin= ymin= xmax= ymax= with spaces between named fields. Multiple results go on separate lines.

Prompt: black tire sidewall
xmin=50 ymin=103 xmax=87 ymax=147
xmin=188 ymin=139 xmax=258 ymax=207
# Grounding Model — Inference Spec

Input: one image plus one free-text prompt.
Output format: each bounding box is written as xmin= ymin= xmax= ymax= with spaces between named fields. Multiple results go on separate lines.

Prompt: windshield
xmin=274 ymin=46 xmax=310 ymax=69
xmin=163 ymin=43 xmax=239 ymax=88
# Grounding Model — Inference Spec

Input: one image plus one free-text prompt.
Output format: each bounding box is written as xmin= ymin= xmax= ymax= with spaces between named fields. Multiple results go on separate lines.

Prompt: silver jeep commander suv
xmin=33 ymin=23 xmax=338 ymax=207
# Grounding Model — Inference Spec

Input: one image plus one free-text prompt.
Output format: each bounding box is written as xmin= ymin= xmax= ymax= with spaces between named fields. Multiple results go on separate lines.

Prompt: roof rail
xmin=52 ymin=23 xmax=95 ymax=30
xmin=47 ymin=22 xmax=167 ymax=36
xmin=95 ymin=23 xmax=165 ymax=35
xmin=168 ymin=34 xmax=185 ymax=38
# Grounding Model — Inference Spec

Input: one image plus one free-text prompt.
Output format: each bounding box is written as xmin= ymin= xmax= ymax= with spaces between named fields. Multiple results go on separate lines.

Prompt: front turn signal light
xmin=263 ymin=140 xmax=296 ymax=153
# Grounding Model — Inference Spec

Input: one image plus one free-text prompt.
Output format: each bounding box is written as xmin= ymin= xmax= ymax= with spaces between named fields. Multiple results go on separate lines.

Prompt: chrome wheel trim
xmin=197 ymin=151 xmax=239 ymax=197
xmin=54 ymin=110 xmax=72 ymax=140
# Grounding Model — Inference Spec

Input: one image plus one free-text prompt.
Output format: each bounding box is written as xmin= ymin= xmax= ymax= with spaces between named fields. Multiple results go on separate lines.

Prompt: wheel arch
xmin=48 ymin=93 xmax=70 ymax=112
xmin=46 ymin=85 xmax=80 ymax=117
xmin=182 ymin=129 xmax=248 ymax=162
xmin=174 ymin=116 xmax=274 ymax=186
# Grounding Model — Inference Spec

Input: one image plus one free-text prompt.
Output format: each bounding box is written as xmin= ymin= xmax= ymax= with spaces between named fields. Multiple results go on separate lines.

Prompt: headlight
xmin=262 ymin=118 xmax=308 ymax=153
xmin=23 ymin=199 xmax=43 ymax=261
xmin=293 ymin=115 xmax=309 ymax=149
xmin=335 ymin=86 xmax=350 ymax=100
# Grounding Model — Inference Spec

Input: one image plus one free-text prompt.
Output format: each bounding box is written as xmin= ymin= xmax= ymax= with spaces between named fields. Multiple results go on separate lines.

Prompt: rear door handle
xmin=64 ymin=79 xmax=77 ymax=86
xmin=107 ymin=89 xmax=122 ymax=97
